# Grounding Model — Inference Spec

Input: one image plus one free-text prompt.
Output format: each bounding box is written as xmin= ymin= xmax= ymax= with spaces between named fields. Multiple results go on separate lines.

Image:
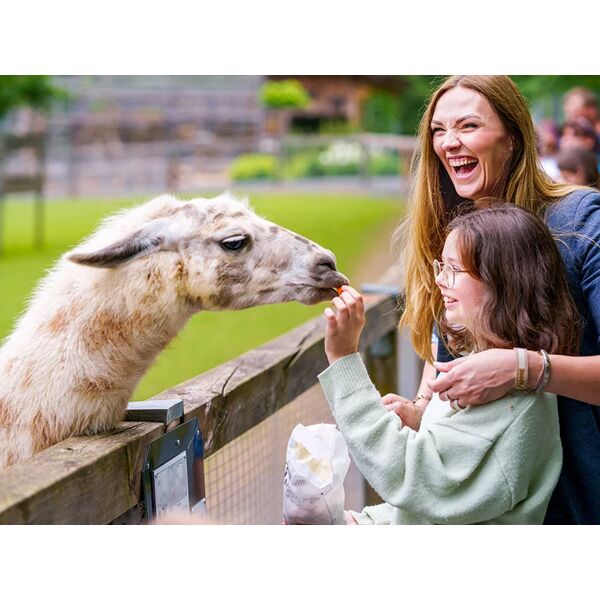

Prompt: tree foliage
xmin=511 ymin=75 xmax=600 ymax=103
xmin=259 ymin=79 xmax=311 ymax=110
xmin=0 ymin=75 xmax=68 ymax=121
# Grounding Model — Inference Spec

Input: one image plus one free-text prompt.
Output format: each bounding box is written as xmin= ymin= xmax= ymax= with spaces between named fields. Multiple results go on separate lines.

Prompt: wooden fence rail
xmin=0 ymin=292 xmax=401 ymax=524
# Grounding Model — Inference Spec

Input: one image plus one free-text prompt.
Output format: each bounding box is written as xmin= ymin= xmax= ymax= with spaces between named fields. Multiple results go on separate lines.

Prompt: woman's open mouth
xmin=448 ymin=157 xmax=479 ymax=179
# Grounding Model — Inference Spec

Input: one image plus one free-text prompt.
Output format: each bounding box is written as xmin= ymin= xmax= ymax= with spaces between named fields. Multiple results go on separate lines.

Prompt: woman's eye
xmin=220 ymin=235 xmax=248 ymax=251
xmin=431 ymin=127 xmax=444 ymax=135
xmin=462 ymin=123 xmax=477 ymax=130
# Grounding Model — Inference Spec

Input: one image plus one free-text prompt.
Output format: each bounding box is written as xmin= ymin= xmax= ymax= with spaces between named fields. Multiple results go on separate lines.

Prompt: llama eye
xmin=220 ymin=235 xmax=248 ymax=252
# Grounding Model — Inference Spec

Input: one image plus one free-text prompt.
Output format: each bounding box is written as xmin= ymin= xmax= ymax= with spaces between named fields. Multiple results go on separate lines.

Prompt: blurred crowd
xmin=536 ymin=86 xmax=600 ymax=188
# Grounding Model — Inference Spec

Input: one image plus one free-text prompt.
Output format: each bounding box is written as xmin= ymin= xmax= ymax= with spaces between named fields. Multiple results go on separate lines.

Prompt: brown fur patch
xmin=145 ymin=266 xmax=165 ymax=298
xmin=0 ymin=398 xmax=14 ymax=428
xmin=47 ymin=308 xmax=70 ymax=334
xmin=21 ymin=365 xmax=33 ymax=390
xmin=80 ymin=310 xmax=135 ymax=353
xmin=47 ymin=301 xmax=82 ymax=334
xmin=5 ymin=449 xmax=17 ymax=468
xmin=73 ymin=377 xmax=121 ymax=396
xmin=30 ymin=411 xmax=62 ymax=454
xmin=172 ymin=259 xmax=188 ymax=281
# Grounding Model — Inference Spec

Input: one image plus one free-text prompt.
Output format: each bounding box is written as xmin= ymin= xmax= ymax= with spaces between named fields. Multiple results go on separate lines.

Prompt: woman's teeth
xmin=449 ymin=157 xmax=478 ymax=176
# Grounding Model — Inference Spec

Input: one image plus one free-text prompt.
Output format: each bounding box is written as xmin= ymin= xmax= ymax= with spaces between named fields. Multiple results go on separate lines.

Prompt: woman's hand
xmin=428 ymin=348 xmax=515 ymax=407
xmin=381 ymin=393 xmax=428 ymax=431
xmin=324 ymin=286 xmax=366 ymax=365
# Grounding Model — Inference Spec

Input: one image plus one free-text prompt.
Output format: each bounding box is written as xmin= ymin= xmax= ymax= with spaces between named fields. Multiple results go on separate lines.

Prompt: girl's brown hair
xmin=439 ymin=203 xmax=580 ymax=356
xmin=397 ymin=75 xmax=582 ymax=361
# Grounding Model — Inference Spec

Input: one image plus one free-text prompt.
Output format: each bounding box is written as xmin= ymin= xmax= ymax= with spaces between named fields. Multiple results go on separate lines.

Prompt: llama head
xmin=67 ymin=193 xmax=348 ymax=310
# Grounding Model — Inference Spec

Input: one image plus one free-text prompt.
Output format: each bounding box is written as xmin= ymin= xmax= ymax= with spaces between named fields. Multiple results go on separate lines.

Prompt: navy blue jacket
xmin=437 ymin=189 xmax=600 ymax=524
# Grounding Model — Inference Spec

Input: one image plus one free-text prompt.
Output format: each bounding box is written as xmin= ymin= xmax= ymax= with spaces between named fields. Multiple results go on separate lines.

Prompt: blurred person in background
xmin=563 ymin=87 xmax=600 ymax=136
xmin=556 ymin=147 xmax=600 ymax=188
xmin=560 ymin=117 xmax=600 ymax=155
xmin=536 ymin=118 xmax=561 ymax=180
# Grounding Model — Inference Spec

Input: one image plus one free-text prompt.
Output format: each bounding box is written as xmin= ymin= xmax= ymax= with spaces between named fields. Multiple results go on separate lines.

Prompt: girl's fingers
xmin=340 ymin=291 xmax=356 ymax=315
xmin=381 ymin=393 xmax=400 ymax=405
xmin=332 ymin=297 xmax=349 ymax=321
xmin=324 ymin=307 xmax=337 ymax=327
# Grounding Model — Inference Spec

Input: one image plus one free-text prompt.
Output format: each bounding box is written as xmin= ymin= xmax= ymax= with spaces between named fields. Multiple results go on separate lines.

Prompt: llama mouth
xmin=287 ymin=284 xmax=342 ymax=305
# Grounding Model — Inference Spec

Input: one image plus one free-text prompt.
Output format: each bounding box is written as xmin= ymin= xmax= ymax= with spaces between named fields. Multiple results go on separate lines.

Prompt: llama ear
xmin=68 ymin=231 xmax=164 ymax=268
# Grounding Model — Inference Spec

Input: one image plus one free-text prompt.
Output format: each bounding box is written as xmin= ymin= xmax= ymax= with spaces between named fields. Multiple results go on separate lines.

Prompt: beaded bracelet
xmin=414 ymin=393 xmax=432 ymax=403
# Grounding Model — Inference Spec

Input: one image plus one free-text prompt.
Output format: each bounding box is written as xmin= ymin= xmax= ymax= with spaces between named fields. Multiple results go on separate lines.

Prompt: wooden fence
xmin=0 ymin=290 xmax=404 ymax=524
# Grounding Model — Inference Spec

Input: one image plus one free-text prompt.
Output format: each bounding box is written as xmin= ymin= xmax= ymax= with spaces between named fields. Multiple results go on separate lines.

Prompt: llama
xmin=0 ymin=193 xmax=347 ymax=470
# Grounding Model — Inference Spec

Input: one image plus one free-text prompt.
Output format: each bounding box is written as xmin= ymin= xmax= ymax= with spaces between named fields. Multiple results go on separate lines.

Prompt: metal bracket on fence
xmin=125 ymin=398 xmax=184 ymax=424
xmin=140 ymin=417 xmax=206 ymax=523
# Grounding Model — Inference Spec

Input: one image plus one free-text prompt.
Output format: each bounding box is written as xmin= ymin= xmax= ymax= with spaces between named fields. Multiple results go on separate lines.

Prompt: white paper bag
xmin=282 ymin=423 xmax=351 ymax=525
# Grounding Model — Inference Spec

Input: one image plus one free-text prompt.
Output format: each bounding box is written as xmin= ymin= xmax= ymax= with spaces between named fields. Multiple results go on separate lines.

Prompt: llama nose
xmin=312 ymin=251 xmax=348 ymax=286
xmin=314 ymin=251 xmax=337 ymax=273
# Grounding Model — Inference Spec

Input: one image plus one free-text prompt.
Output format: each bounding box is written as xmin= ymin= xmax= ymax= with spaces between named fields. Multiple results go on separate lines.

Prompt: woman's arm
xmin=429 ymin=349 xmax=600 ymax=407
xmin=382 ymin=348 xmax=436 ymax=430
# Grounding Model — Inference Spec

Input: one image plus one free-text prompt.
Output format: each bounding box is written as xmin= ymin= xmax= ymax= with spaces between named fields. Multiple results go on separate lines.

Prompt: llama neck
xmin=6 ymin=263 xmax=196 ymax=395
xmin=75 ymin=290 xmax=193 ymax=384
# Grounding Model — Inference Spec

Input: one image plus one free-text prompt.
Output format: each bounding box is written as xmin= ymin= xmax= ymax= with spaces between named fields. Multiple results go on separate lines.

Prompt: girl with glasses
xmin=318 ymin=204 xmax=579 ymax=524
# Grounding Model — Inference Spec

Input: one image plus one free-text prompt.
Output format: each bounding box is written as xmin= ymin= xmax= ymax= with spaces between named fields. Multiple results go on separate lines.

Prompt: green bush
xmin=281 ymin=146 xmax=401 ymax=180
xmin=368 ymin=151 xmax=400 ymax=176
xmin=259 ymin=79 xmax=311 ymax=109
xmin=285 ymin=151 xmax=327 ymax=178
xmin=229 ymin=153 xmax=278 ymax=181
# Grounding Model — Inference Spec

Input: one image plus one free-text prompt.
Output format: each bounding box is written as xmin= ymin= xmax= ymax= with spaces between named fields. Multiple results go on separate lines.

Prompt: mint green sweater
xmin=318 ymin=353 xmax=562 ymax=525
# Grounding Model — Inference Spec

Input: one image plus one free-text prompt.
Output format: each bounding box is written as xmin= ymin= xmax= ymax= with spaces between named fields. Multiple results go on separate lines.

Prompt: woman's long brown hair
xmin=397 ymin=75 xmax=582 ymax=361
xmin=439 ymin=204 xmax=580 ymax=356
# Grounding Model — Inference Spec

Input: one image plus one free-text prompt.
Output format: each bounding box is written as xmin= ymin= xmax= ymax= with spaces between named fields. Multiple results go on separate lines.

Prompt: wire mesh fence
xmin=204 ymin=383 xmax=366 ymax=525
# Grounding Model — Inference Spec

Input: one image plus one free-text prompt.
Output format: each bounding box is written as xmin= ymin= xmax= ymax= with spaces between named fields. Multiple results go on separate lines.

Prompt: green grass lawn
xmin=0 ymin=193 xmax=404 ymax=400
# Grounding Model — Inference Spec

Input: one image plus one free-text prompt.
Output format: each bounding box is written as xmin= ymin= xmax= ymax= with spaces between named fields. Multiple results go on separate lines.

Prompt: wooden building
xmin=264 ymin=75 xmax=407 ymax=134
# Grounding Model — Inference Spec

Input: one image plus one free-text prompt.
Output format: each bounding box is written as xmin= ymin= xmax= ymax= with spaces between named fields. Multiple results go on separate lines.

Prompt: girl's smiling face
xmin=431 ymin=86 xmax=513 ymax=201
xmin=435 ymin=229 xmax=486 ymax=331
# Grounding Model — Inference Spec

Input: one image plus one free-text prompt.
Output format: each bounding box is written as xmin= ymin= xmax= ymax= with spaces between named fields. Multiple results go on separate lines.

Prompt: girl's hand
xmin=428 ymin=348 xmax=515 ymax=407
xmin=382 ymin=393 xmax=428 ymax=431
xmin=324 ymin=286 xmax=366 ymax=365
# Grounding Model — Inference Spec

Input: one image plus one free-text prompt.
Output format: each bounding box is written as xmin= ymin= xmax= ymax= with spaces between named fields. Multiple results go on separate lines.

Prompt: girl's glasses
xmin=433 ymin=259 xmax=468 ymax=288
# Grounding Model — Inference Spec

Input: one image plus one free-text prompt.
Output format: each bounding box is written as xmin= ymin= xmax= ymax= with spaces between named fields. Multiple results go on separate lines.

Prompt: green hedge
xmin=229 ymin=147 xmax=400 ymax=181
xmin=229 ymin=153 xmax=278 ymax=181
